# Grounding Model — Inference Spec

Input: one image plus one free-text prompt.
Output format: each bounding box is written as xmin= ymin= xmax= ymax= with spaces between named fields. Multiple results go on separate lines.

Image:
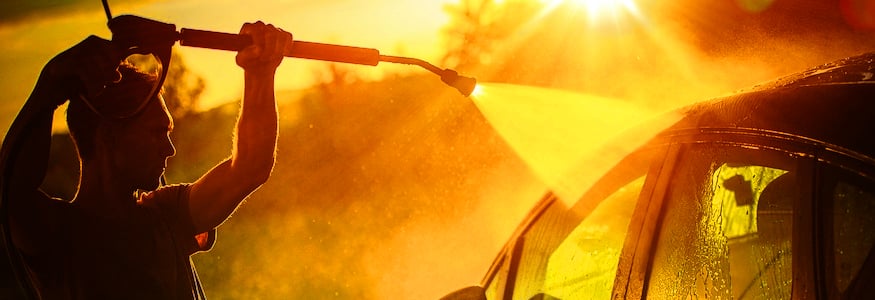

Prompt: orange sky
xmin=0 ymin=0 xmax=455 ymax=133
xmin=5 ymin=0 xmax=873 ymax=133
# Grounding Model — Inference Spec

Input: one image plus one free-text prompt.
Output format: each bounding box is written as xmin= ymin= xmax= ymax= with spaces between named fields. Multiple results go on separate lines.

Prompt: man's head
xmin=67 ymin=62 xmax=176 ymax=190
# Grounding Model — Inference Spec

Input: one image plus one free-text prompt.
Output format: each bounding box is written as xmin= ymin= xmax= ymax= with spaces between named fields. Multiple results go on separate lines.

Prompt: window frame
xmin=814 ymin=153 xmax=875 ymax=299
xmin=480 ymin=193 xmax=558 ymax=300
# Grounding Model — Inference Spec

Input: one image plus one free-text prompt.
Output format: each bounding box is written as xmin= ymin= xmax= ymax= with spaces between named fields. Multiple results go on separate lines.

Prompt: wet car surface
xmin=475 ymin=52 xmax=875 ymax=300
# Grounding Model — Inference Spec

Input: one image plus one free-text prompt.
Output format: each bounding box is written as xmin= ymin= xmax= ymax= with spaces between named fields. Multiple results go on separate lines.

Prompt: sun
xmin=542 ymin=0 xmax=641 ymax=23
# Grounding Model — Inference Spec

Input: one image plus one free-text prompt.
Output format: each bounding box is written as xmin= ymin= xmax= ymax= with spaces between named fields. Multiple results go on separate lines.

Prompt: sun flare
xmin=543 ymin=0 xmax=641 ymax=22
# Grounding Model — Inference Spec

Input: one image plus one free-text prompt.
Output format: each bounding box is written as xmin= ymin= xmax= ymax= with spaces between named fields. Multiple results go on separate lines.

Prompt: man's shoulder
xmin=137 ymin=183 xmax=192 ymax=209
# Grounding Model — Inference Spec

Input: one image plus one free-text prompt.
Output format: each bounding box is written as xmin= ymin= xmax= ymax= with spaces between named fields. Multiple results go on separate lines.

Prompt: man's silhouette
xmin=1 ymin=21 xmax=291 ymax=299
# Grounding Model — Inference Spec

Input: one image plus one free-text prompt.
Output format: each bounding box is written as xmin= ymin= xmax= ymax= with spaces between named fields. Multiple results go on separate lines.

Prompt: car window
xmin=509 ymin=149 xmax=656 ymax=300
xmin=828 ymin=172 xmax=875 ymax=294
xmin=542 ymin=175 xmax=645 ymax=299
xmin=645 ymin=145 xmax=797 ymax=299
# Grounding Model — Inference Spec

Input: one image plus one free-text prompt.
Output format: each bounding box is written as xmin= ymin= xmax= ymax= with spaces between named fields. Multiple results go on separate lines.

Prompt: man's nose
xmin=163 ymin=137 xmax=176 ymax=158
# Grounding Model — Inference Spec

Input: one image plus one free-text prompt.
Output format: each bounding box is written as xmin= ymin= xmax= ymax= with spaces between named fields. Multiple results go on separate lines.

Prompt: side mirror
xmin=439 ymin=286 xmax=486 ymax=300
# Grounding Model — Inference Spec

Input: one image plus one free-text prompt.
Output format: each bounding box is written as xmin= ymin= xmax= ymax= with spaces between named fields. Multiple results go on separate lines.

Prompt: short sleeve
xmin=139 ymin=184 xmax=216 ymax=255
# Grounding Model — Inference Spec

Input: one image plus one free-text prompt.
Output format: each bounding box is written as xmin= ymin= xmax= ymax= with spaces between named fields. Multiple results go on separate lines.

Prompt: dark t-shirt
xmin=20 ymin=184 xmax=215 ymax=299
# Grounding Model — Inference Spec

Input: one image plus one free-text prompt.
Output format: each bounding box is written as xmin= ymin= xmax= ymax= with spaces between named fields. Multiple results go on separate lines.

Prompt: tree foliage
xmin=441 ymin=0 xmax=542 ymax=73
xmin=163 ymin=51 xmax=205 ymax=119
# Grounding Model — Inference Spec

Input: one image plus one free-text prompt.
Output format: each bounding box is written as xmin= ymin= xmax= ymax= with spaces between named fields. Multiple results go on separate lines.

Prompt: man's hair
xmin=67 ymin=62 xmax=159 ymax=161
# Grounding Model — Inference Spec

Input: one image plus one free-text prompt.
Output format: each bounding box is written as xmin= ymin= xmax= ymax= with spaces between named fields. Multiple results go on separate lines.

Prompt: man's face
xmin=109 ymin=95 xmax=176 ymax=191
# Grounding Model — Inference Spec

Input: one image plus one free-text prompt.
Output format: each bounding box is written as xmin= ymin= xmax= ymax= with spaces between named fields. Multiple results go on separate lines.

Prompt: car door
xmin=634 ymin=139 xmax=813 ymax=299
xmin=608 ymin=121 xmax=875 ymax=300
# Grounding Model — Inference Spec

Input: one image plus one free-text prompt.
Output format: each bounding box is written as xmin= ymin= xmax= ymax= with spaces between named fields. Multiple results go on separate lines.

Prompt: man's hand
xmin=39 ymin=35 xmax=124 ymax=106
xmin=235 ymin=21 xmax=292 ymax=76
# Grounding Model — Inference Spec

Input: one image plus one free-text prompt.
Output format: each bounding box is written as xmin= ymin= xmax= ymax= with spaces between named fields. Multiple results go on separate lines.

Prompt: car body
xmin=475 ymin=53 xmax=875 ymax=299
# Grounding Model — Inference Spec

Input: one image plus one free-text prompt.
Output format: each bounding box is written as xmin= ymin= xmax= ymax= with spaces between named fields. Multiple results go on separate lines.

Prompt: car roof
xmin=663 ymin=51 xmax=875 ymax=162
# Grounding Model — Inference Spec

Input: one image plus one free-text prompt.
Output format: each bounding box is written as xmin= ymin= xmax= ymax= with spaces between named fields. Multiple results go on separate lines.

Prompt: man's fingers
xmin=260 ymin=24 xmax=274 ymax=59
xmin=257 ymin=23 xmax=283 ymax=63
xmin=272 ymin=29 xmax=290 ymax=60
xmin=236 ymin=20 xmax=289 ymax=71
xmin=56 ymin=36 xmax=124 ymax=98
xmin=251 ymin=21 xmax=266 ymax=58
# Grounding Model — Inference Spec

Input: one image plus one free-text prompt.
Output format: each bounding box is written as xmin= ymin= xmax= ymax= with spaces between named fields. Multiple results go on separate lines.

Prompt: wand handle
xmin=179 ymin=28 xmax=381 ymax=66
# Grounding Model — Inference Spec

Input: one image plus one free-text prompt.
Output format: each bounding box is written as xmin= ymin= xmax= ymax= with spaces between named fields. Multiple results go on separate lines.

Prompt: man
xmin=0 ymin=21 xmax=291 ymax=299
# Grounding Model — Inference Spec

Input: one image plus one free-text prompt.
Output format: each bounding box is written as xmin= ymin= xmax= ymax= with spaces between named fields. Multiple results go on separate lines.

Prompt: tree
xmin=440 ymin=0 xmax=541 ymax=73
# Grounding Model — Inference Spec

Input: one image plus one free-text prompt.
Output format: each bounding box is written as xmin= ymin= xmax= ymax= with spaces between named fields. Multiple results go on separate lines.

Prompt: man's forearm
xmin=232 ymin=70 xmax=278 ymax=187
xmin=1 ymin=82 xmax=65 ymax=254
xmin=188 ymin=71 xmax=278 ymax=230
xmin=3 ymin=82 xmax=65 ymax=192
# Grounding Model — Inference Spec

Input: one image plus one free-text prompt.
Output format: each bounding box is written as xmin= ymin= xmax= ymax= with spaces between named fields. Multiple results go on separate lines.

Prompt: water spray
xmin=105 ymin=5 xmax=477 ymax=97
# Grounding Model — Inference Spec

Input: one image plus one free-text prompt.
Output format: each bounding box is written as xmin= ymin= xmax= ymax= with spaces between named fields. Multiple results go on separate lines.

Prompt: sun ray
xmin=541 ymin=0 xmax=643 ymax=24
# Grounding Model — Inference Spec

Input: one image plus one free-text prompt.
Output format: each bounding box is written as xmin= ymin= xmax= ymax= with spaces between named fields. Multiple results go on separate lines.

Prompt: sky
xmin=0 ymin=0 xmax=456 ymax=133
xmin=4 ymin=0 xmax=875 ymax=131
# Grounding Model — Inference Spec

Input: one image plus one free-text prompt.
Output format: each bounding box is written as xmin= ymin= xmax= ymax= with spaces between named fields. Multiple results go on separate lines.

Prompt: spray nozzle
xmin=439 ymin=69 xmax=477 ymax=97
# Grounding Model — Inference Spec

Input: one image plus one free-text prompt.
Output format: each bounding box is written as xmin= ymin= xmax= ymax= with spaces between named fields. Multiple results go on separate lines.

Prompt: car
xmin=441 ymin=52 xmax=875 ymax=300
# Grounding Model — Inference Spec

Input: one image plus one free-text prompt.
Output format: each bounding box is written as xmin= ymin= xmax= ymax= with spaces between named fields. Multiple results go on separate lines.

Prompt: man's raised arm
xmin=188 ymin=22 xmax=291 ymax=233
xmin=2 ymin=36 xmax=121 ymax=254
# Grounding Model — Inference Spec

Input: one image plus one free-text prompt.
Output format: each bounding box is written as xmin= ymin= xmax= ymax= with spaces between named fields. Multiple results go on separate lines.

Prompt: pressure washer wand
xmin=179 ymin=28 xmax=477 ymax=96
xmin=379 ymin=54 xmax=477 ymax=98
